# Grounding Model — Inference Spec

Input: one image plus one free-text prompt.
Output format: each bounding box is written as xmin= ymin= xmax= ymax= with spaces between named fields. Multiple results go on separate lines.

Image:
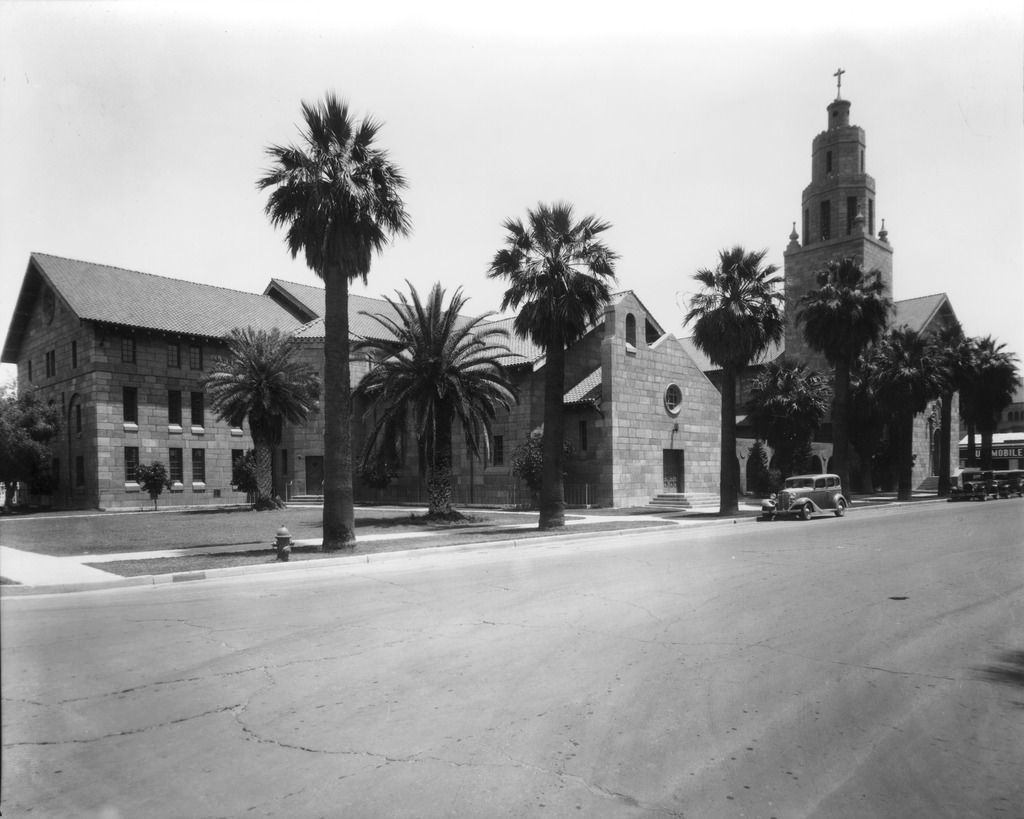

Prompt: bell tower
xmin=783 ymin=70 xmax=894 ymax=369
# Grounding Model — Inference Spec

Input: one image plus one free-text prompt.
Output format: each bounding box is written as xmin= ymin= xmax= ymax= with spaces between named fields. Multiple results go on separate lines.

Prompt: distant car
xmin=949 ymin=469 xmax=999 ymax=501
xmin=761 ymin=473 xmax=847 ymax=521
xmin=994 ymin=469 xmax=1024 ymax=498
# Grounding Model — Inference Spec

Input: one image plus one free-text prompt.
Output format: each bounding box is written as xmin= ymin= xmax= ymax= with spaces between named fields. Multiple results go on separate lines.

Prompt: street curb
xmin=0 ymin=497 xmax=950 ymax=597
xmin=0 ymin=517 xmax=745 ymax=597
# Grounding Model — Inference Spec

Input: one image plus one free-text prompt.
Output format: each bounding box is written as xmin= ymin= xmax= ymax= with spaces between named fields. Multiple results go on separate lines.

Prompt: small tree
xmin=511 ymin=426 xmax=573 ymax=508
xmin=232 ymin=450 xmax=259 ymax=505
xmin=1 ymin=388 xmax=61 ymax=512
xmin=136 ymin=462 xmax=171 ymax=510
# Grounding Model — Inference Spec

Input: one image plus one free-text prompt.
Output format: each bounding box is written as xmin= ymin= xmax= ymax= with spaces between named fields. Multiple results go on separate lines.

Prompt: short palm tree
xmin=685 ymin=246 xmax=784 ymax=515
xmin=867 ymin=327 xmax=948 ymax=501
xmin=352 ymin=282 xmax=517 ymax=519
xmin=747 ymin=357 xmax=831 ymax=480
xmin=488 ymin=202 xmax=618 ymax=529
xmin=797 ymin=257 xmax=891 ymax=500
xmin=204 ymin=327 xmax=320 ymax=510
xmin=258 ymin=92 xmax=410 ymax=549
xmin=961 ymin=336 xmax=1021 ymax=468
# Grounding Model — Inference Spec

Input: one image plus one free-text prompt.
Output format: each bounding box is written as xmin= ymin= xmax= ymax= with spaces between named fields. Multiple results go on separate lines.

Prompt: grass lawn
xmin=0 ymin=505 xmax=551 ymax=556
xmin=86 ymin=519 xmax=671 ymax=577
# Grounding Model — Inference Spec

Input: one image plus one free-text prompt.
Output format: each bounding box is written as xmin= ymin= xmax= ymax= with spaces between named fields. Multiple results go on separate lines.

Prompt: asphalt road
xmin=2 ymin=501 xmax=1022 ymax=818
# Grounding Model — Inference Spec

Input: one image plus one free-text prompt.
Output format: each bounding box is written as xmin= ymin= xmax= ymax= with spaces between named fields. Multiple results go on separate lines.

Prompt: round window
xmin=664 ymin=383 xmax=682 ymax=415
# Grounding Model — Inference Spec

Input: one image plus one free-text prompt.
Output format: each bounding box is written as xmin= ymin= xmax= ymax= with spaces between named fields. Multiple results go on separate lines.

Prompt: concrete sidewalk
xmin=0 ymin=496 xmax=934 ymax=594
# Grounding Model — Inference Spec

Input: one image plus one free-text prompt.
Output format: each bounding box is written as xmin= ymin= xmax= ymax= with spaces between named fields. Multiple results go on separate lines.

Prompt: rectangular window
xmin=191 ymin=448 xmax=206 ymax=482
xmin=868 ymin=198 xmax=875 ymax=236
xmin=75 ymin=404 xmax=82 ymax=433
xmin=231 ymin=449 xmax=244 ymax=486
xmin=493 ymin=435 xmax=504 ymax=466
xmin=189 ymin=344 xmax=203 ymax=370
xmin=579 ymin=420 xmax=588 ymax=452
xmin=802 ymin=209 xmax=809 ymax=246
xmin=820 ymin=200 xmax=831 ymax=241
xmin=168 ymin=448 xmax=184 ymax=483
xmin=825 ymin=150 xmax=833 ymax=173
xmin=75 ymin=455 xmax=85 ymax=487
xmin=125 ymin=446 xmax=139 ymax=483
xmin=45 ymin=350 xmax=56 ymax=377
xmin=123 ymin=386 xmax=138 ymax=423
xmin=846 ymin=196 xmax=857 ymax=235
xmin=168 ymin=390 xmax=182 ymax=425
xmin=167 ymin=342 xmax=181 ymax=368
xmin=190 ymin=391 xmax=204 ymax=427
xmin=121 ymin=337 xmax=136 ymax=363
xmin=71 ymin=340 xmax=78 ymax=368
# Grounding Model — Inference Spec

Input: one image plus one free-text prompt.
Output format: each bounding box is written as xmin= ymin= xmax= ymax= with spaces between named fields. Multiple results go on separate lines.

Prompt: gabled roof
xmin=892 ymin=293 xmax=958 ymax=335
xmin=3 ymin=253 xmax=302 ymax=361
xmin=263 ymin=278 xmax=326 ymax=322
xmin=679 ymin=337 xmax=786 ymax=373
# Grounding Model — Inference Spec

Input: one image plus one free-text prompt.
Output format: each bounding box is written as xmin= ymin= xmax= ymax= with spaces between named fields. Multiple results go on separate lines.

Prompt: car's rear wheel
xmin=760 ymin=513 xmax=774 ymax=522
xmin=799 ymin=503 xmax=812 ymax=521
xmin=834 ymin=497 xmax=847 ymax=517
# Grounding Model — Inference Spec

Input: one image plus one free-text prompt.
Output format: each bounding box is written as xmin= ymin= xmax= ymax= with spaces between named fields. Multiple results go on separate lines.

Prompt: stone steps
xmin=648 ymin=492 xmax=720 ymax=510
xmin=287 ymin=495 xmax=324 ymax=506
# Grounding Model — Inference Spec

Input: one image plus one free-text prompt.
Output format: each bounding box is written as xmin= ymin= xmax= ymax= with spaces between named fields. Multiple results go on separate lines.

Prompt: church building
xmin=2 ymin=79 xmax=962 ymax=510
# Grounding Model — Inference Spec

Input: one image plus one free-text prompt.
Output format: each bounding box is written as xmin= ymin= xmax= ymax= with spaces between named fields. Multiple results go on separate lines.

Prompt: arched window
xmin=625 ymin=313 xmax=637 ymax=347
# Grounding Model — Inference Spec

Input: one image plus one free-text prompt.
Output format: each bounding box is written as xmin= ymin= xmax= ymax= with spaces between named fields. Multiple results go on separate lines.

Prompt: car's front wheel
xmin=799 ymin=503 xmax=813 ymax=521
xmin=834 ymin=497 xmax=847 ymax=517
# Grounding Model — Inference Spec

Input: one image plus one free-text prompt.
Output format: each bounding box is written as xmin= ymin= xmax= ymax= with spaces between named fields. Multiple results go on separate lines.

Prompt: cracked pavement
xmin=2 ymin=501 xmax=1022 ymax=817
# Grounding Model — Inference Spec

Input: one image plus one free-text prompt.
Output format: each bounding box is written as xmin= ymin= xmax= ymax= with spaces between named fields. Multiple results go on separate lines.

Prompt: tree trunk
xmin=966 ymin=423 xmax=978 ymax=467
xmin=539 ymin=340 xmax=567 ymax=529
xmin=425 ymin=421 xmax=453 ymax=517
xmin=980 ymin=427 xmax=994 ymax=469
xmin=897 ymin=407 xmax=914 ymax=502
xmin=719 ymin=366 xmax=739 ymax=515
xmin=322 ymin=266 xmax=356 ymax=550
xmin=832 ymin=359 xmax=852 ymax=502
xmin=254 ymin=439 xmax=274 ymax=508
xmin=937 ymin=393 xmax=953 ymax=497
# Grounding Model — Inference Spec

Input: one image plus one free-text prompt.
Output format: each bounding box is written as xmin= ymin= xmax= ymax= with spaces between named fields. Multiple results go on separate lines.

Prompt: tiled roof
xmin=476 ymin=316 xmax=542 ymax=368
xmin=264 ymin=278 xmax=327 ymax=320
xmin=29 ymin=253 xmax=302 ymax=338
xmin=564 ymin=368 xmax=602 ymax=406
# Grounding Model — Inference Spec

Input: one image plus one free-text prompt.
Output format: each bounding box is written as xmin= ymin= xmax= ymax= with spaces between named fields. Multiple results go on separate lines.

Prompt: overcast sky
xmin=2 ymin=1 xmax=1022 ymax=383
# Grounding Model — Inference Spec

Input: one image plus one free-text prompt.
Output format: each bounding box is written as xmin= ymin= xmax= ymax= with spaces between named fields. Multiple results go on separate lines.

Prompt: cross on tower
xmin=834 ymin=67 xmax=845 ymax=99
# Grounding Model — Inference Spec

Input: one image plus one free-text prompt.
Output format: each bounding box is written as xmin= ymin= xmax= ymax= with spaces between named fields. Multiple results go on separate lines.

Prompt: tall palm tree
xmin=488 ymin=202 xmax=618 ymax=529
xmin=961 ymin=336 xmax=1021 ymax=468
xmin=204 ymin=327 xmax=320 ymax=510
xmin=685 ymin=246 xmax=784 ymax=515
xmin=258 ymin=92 xmax=410 ymax=549
xmin=352 ymin=282 xmax=517 ymax=519
xmin=933 ymin=323 xmax=971 ymax=496
xmin=796 ymin=257 xmax=891 ymax=501
xmin=867 ymin=327 xmax=948 ymax=501
xmin=747 ymin=357 xmax=831 ymax=480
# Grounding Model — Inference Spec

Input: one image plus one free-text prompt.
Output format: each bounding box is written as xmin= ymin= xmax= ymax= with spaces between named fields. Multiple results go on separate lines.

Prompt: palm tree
xmin=488 ymin=202 xmax=618 ymax=529
xmin=747 ymin=357 xmax=831 ymax=480
xmin=685 ymin=246 xmax=784 ymax=515
xmin=796 ymin=257 xmax=891 ymax=500
xmin=933 ymin=323 xmax=971 ymax=496
xmin=258 ymin=92 xmax=410 ymax=549
xmin=961 ymin=336 xmax=1021 ymax=468
xmin=352 ymin=282 xmax=517 ymax=519
xmin=867 ymin=327 xmax=948 ymax=501
xmin=204 ymin=327 xmax=320 ymax=510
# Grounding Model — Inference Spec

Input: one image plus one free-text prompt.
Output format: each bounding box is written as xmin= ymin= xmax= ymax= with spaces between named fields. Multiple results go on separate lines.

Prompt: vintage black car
xmin=761 ymin=473 xmax=847 ymax=521
xmin=994 ymin=469 xmax=1024 ymax=498
xmin=949 ymin=469 xmax=1000 ymax=501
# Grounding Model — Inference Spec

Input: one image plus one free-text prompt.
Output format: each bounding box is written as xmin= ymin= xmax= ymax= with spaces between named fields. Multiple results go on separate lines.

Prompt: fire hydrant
xmin=275 ymin=525 xmax=292 ymax=561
